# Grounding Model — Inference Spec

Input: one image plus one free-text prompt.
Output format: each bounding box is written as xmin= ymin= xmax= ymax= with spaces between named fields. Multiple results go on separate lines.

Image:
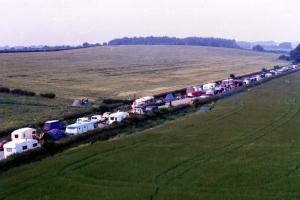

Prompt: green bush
xmin=40 ymin=93 xmax=56 ymax=99
xmin=0 ymin=87 xmax=10 ymax=93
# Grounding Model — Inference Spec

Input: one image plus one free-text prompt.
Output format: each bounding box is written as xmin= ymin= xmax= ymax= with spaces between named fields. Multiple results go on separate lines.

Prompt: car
xmin=0 ymin=140 xmax=8 ymax=151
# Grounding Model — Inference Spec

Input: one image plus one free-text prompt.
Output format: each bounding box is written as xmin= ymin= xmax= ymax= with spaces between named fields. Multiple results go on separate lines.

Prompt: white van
xmin=3 ymin=139 xmax=40 ymax=158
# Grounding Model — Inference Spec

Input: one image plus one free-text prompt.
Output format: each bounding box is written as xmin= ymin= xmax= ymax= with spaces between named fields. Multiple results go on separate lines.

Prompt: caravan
xmin=65 ymin=121 xmax=95 ymax=135
xmin=11 ymin=128 xmax=36 ymax=141
xmin=3 ymin=139 xmax=40 ymax=158
xmin=108 ymin=111 xmax=129 ymax=124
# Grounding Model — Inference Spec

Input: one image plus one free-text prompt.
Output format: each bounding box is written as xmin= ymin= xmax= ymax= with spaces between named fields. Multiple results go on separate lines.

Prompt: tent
xmin=72 ymin=99 xmax=82 ymax=107
xmin=72 ymin=99 xmax=94 ymax=107
xmin=165 ymin=93 xmax=175 ymax=102
xmin=44 ymin=129 xmax=66 ymax=141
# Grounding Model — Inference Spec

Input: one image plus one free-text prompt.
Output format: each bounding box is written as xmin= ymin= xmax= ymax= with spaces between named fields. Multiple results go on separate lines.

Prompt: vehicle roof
xmin=135 ymin=96 xmax=154 ymax=103
xmin=109 ymin=111 xmax=128 ymax=117
xmin=67 ymin=122 xmax=93 ymax=128
xmin=11 ymin=127 xmax=35 ymax=135
xmin=45 ymin=120 xmax=59 ymax=123
xmin=4 ymin=139 xmax=37 ymax=148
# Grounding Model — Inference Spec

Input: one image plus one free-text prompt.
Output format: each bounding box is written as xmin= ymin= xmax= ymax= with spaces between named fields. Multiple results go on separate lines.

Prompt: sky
xmin=0 ymin=0 xmax=299 ymax=46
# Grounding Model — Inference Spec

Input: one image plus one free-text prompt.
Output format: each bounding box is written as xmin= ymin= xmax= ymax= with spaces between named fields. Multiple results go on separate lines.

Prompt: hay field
xmin=2 ymin=71 xmax=300 ymax=200
xmin=0 ymin=45 xmax=287 ymax=99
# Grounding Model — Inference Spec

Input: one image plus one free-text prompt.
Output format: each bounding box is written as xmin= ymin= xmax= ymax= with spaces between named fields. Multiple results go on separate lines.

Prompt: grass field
xmin=1 ymin=70 xmax=300 ymax=199
xmin=0 ymin=45 xmax=287 ymax=99
xmin=0 ymin=94 xmax=88 ymax=134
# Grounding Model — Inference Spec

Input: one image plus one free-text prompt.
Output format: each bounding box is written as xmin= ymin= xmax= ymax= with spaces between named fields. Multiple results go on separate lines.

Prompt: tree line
xmin=108 ymin=36 xmax=240 ymax=49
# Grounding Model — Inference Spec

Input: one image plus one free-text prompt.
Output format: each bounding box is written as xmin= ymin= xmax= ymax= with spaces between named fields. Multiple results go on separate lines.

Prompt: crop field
xmin=1 ymin=71 xmax=300 ymax=199
xmin=0 ymin=93 xmax=87 ymax=134
xmin=0 ymin=45 xmax=287 ymax=99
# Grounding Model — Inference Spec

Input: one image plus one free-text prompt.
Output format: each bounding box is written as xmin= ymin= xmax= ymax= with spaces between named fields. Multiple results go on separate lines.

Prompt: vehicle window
xmin=33 ymin=143 xmax=37 ymax=147
xmin=14 ymin=135 xmax=18 ymax=139
xmin=22 ymin=145 xmax=27 ymax=150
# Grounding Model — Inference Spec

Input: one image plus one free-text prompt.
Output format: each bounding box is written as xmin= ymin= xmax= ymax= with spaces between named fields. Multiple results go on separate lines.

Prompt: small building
xmin=108 ymin=111 xmax=129 ymax=124
xmin=65 ymin=122 xmax=95 ymax=135
xmin=3 ymin=139 xmax=40 ymax=158
xmin=11 ymin=128 xmax=36 ymax=141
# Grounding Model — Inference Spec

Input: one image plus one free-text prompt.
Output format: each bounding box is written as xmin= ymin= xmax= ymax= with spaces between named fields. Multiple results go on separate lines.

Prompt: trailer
xmin=108 ymin=111 xmax=129 ymax=124
xmin=65 ymin=121 xmax=95 ymax=135
xmin=11 ymin=128 xmax=36 ymax=141
xmin=3 ymin=139 xmax=40 ymax=158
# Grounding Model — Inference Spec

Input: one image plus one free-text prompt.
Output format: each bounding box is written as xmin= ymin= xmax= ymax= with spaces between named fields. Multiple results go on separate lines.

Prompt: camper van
xmin=108 ymin=111 xmax=129 ymax=124
xmin=65 ymin=121 xmax=95 ymax=135
xmin=11 ymin=128 xmax=36 ymax=141
xmin=3 ymin=139 xmax=40 ymax=158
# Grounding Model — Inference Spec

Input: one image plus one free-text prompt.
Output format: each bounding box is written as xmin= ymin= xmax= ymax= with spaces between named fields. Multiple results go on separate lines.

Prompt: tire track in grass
xmin=58 ymin=100 xmax=246 ymax=177
xmin=56 ymin=140 xmax=151 ymax=176
xmin=167 ymin=100 xmax=299 ymax=186
xmin=167 ymin=97 xmax=299 ymax=183
xmin=0 ymin=173 xmax=44 ymax=200
xmin=149 ymin=97 xmax=297 ymax=199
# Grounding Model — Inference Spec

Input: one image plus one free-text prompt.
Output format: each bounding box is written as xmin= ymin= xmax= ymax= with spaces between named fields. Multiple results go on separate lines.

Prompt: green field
xmin=0 ymin=45 xmax=287 ymax=99
xmin=0 ymin=94 xmax=88 ymax=134
xmin=1 ymin=70 xmax=300 ymax=199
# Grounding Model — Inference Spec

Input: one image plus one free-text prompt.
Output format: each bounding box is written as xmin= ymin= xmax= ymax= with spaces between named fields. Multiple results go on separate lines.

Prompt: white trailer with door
xmin=3 ymin=139 xmax=40 ymax=158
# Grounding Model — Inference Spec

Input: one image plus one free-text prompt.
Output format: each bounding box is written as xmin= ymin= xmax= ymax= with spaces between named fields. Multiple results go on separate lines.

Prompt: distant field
xmin=0 ymin=45 xmax=287 ymax=99
xmin=2 ymin=71 xmax=300 ymax=200
xmin=0 ymin=94 xmax=87 ymax=134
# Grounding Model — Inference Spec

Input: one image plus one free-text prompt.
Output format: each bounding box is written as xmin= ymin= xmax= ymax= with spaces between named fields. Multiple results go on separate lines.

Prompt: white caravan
xmin=11 ymin=128 xmax=36 ymax=141
xmin=3 ymin=139 xmax=40 ymax=158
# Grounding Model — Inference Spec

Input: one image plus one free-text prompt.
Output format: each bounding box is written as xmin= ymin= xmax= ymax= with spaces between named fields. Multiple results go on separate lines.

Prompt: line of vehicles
xmin=0 ymin=64 xmax=299 ymax=160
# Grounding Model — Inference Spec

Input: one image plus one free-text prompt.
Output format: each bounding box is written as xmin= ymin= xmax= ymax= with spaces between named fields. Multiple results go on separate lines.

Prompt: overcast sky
xmin=1 ymin=0 xmax=299 ymax=46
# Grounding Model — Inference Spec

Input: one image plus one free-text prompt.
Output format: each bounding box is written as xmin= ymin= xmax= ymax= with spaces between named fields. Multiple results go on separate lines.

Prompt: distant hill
xmin=108 ymin=36 xmax=240 ymax=49
xmin=237 ymin=41 xmax=293 ymax=52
